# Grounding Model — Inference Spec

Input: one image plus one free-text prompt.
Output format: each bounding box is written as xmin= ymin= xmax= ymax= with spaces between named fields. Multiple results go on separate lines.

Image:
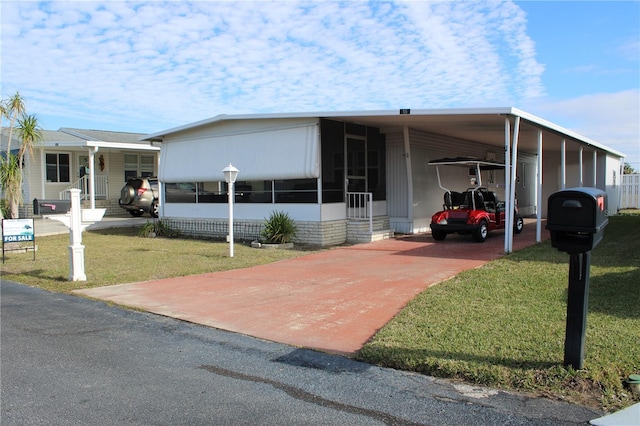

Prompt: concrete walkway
xmin=77 ymin=219 xmax=546 ymax=355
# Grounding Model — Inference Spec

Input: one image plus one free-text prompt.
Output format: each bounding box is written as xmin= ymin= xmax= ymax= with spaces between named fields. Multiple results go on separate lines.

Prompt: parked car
xmin=119 ymin=177 xmax=159 ymax=218
xmin=428 ymin=158 xmax=524 ymax=243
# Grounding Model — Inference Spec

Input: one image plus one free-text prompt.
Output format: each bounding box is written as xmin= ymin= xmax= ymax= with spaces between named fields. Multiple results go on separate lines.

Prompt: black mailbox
xmin=33 ymin=198 xmax=71 ymax=215
xmin=546 ymin=187 xmax=608 ymax=254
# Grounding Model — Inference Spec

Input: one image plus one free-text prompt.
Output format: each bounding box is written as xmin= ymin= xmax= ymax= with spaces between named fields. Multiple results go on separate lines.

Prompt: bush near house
xmin=260 ymin=210 xmax=297 ymax=244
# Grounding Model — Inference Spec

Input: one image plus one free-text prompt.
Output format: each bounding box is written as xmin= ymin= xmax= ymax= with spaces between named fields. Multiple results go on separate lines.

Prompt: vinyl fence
xmin=620 ymin=174 xmax=640 ymax=209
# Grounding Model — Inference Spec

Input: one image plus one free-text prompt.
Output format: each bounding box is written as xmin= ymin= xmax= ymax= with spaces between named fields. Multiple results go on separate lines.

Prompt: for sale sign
xmin=2 ymin=218 xmax=36 ymax=263
xmin=3 ymin=219 xmax=35 ymax=242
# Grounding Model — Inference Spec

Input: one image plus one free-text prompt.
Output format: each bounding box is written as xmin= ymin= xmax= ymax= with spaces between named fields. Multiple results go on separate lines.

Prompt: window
xmin=124 ymin=154 xmax=155 ymax=181
xmin=275 ymin=179 xmax=317 ymax=203
xmin=163 ymin=179 xmax=319 ymax=204
xmin=45 ymin=153 xmax=70 ymax=183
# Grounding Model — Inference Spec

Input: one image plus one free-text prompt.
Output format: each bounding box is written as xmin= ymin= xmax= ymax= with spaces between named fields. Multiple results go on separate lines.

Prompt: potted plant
xmin=253 ymin=210 xmax=297 ymax=249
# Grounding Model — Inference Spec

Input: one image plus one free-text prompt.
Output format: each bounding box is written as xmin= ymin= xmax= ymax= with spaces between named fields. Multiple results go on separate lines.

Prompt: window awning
xmin=159 ymin=123 xmax=320 ymax=182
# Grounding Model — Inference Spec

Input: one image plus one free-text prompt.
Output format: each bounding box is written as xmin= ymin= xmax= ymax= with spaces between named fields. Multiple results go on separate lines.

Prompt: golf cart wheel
xmin=473 ymin=220 xmax=488 ymax=243
xmin=128 ymin=210 xmax=144 ymax=217
xmin=514 ymin=216 xmax=524 ymax=234
xmin=432 ymin=230 xmax=447 ymax=241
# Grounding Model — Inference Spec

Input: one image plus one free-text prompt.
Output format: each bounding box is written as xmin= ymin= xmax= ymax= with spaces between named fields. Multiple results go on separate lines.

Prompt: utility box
xmin=546 ymin=187 xmax=608 ymax=254
xmin=33 ymin=198 xmax=71 ymax=215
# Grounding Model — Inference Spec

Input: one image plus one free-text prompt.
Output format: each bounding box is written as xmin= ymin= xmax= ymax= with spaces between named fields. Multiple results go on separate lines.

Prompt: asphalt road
xmin=1 ymin=281 xmax=601 ymax=425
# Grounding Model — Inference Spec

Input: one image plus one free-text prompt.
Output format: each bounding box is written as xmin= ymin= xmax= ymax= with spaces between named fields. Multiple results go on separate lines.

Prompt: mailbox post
xmin=546 ymin=187 xmax=608 ymax=369
xmin=42 ymin=189 xmax=106 ymax=281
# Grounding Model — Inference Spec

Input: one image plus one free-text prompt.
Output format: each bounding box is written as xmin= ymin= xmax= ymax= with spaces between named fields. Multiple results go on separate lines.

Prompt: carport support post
xmin=564 ymin=251 xmax=591 ymax=369
xmin=68 ymin=189 xmax=87 ymax=281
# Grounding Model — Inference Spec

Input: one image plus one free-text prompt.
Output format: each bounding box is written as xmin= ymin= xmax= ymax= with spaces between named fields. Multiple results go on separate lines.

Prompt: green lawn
xmin=2 ymin=215 xmax=638 ymax=411
xmin=1 ymin=226 xmax=316 ymax=293
xmin=356 ymin=215 xmax=640 ymax=411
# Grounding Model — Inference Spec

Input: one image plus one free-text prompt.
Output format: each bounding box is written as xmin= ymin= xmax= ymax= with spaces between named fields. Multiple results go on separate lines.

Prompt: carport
xmin=318 ymin=107 xmax=625 ymax=252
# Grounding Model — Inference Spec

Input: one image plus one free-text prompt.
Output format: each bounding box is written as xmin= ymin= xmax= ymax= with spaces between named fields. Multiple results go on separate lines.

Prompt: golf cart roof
xmin=427 ymin=157 xmax=506 ymax=170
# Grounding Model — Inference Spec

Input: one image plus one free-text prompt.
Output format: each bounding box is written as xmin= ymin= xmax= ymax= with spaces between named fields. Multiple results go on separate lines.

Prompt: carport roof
xmin=142 ymin=107 xmax=625 ymax=158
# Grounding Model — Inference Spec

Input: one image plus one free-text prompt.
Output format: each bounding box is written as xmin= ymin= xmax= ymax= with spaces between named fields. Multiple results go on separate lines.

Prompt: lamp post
xmin=222 ymin=164 xmax=239 ymax=257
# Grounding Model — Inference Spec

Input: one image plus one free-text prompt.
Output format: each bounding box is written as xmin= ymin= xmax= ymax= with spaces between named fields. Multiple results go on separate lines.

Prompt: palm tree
xmin=0 ymin=93 xmax=41 ymax=218
xmin=4 ymin=114 xmax=45 ymax=218
xmin=2 ymin=92 xmax=26 ymax=159
xmin=0 ymin=154 xmax=22 ymax=218
xmin=17 ymin=114 xmax=42 ymax=165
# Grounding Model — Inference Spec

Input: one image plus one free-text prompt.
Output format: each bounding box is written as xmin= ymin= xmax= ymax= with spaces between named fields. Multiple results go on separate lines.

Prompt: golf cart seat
xmin=480 ymin=189 xmax=497 ymax=212
xmin=473 ymin=190 xmax=485 ymax=210
xmin=444 ymin=191 xmax=465 ymax=210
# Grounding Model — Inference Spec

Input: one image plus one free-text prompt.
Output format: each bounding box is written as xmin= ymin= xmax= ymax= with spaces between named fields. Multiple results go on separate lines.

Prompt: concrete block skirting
xmin=159 ymin=217 xmax=348 ymax=247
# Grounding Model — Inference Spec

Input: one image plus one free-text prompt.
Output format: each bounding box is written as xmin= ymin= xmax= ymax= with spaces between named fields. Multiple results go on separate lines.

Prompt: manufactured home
xmin=1 ymin=128 xmax=159 ymax=217
xmin=143 ymin=108 xmax=625 ymax=251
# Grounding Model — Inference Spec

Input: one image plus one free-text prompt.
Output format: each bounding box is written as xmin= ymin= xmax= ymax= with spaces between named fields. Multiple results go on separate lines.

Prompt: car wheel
xmin=473 ymin=220 xmax=488 ymax=243
xmin=514 ymin=216 xmax=524 ymax=234
xmin=150 ymin=200 xmax=159 ymax=218
xmin=129 ymin=210 xmax=144 ymax=217
xmin=431 ymin=230 xmax=447 ymax=241
xmin=120 ymin=185 xmax=135 ymax=204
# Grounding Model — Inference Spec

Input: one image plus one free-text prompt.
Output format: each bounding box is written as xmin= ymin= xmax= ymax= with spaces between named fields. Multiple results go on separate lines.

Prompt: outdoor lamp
xmin=222 ymin=164 xmax=239 ymax=257
xmin=223 ymin=164 xmax=239 ymax=184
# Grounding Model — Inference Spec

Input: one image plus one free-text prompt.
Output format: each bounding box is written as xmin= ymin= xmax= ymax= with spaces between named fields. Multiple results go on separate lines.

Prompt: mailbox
xmin=33 ymin=198 xmax=71 ymax=215
xmin=546 ymin=187 xmax=608 ymax=254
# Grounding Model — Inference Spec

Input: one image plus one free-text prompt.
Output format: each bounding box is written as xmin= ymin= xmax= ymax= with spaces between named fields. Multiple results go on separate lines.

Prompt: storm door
xmin=345 ymin=136 xmax=367 ymax=194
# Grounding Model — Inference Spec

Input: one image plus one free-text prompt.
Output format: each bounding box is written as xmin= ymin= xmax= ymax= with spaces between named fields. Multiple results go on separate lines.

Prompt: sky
xmin=1 ymin=1 xmax=639 ymax=169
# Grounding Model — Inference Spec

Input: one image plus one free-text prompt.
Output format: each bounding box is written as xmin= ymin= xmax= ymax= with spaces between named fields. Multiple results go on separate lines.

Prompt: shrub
xmin=260 ymin=211 xmax=297 ymax=244
xmin=137 ymin=220 xmax=179 ymax=238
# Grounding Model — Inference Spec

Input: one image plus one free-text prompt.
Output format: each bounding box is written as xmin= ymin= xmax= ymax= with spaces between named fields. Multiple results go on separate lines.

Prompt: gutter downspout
xmin=536 ymin=129 xmax=543 ymax=243
xmin=403 ymin=126 xmax=414 ymax=228
xmin=504 ymin=118 xmax=511 ymax=254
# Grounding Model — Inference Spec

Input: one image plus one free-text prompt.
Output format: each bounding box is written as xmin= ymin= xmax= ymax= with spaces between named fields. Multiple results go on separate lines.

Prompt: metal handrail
xmin=59 ymin=175 xmax=108 ymax=200
xmin=346 ymin=192 xmax=373 ymax=233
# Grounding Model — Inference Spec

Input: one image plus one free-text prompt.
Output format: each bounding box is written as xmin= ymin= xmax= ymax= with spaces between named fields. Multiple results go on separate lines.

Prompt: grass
xmin=1 ymin=226 xmax=317 ymax=293
xmin=2 ymin=215 xmax=639 ymax=411
xmin=356 ymin=214 xmax=640 ymax=411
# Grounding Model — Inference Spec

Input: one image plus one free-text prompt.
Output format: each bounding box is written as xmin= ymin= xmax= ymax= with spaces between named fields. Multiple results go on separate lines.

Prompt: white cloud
xmin=523 ymin=89 xmax=640 ymax=167
xmin=1 ymin=0 xmax=547 ymax=132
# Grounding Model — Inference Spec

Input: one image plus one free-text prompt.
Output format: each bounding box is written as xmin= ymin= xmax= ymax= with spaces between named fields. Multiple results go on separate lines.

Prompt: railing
xmin=621 ymin=174 xmax=640 ymax=209
xmin=346 ymin=192 xmax=373 ymax=233
xmin=60 ymin=175 xmax=108 ymax=200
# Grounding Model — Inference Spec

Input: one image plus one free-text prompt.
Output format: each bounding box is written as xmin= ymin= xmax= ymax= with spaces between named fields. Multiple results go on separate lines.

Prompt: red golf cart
xmin=428 ymin=157 xmax=524 ymax=243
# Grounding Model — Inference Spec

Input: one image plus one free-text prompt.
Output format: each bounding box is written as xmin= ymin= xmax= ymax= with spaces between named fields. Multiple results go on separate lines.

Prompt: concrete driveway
xmin=77 ymin=219 xmax=546 ymax=355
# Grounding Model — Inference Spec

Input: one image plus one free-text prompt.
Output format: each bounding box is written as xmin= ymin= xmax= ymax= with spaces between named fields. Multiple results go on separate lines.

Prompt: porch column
xmin=504 ymin=118 xmax=511 ymax=254
xmin=560 ymin=139 xmax=566 ymax=189
xmin=403 ymin=126 xmax=414 ymax=224
xmin=507 ymin=116 xmax=521 ymax=253
xmin=578 ymin=146 xmax=583 ymax=187
xmin=592 ymin=150 xmax=597 ymax=186
xmin=536 ymin=129 xmax=543 ymax=243
xmin=88 ymin=147 xmax=98 ymax=209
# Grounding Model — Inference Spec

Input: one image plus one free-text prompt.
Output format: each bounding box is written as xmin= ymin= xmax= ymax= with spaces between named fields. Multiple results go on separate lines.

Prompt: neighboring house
xmin=143 ymin=107 xmax=625 ymax=249
xmin=1 ymin=128 xmax=160 ymax=217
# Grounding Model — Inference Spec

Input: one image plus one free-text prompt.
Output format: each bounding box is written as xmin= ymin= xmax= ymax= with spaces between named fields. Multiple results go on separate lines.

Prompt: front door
xmin=345 ymin=136 xmax=366 ymax=194
xmin=78 ymin=155 xmax=89 ymax=196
